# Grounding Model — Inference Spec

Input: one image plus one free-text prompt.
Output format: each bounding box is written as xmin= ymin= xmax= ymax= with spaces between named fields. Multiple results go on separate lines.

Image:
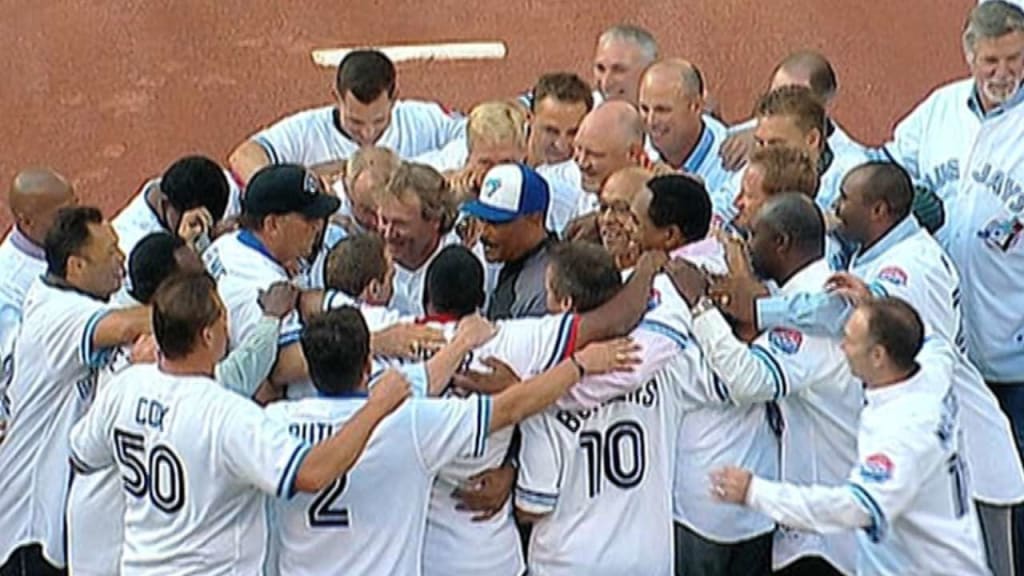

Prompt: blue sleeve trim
xmin=253 ymin=135 xmax=280 ymax=165
xmin=867 ymin=282 xmax=889 ymax=298
xmin=848 ymin=482 xmax=888 ymax=543
xmin=473 ymin=395 xmax=492 ymax=458
xmin=711 ymin=374 xmax=732 ymax=403
xmin=278 ymin=329 xmax=302 ymax=348
xmin=80 ymin=309 xmax=114 ymax=368
xmin=278 ymin=443 xmax=312 ymax=499
xmin=750 ymin=343 xmax=788 ymax=399
xmin=515 ymin=486 xmax=559 ymax=507
xmin=638 ymin=319 xmax=690 ymax=350
xmin=542 ymin=314 xmax=575 ymax=371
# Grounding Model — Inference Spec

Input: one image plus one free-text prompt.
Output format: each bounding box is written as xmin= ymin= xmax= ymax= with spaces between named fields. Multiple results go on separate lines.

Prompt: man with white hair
xmin=882 ymin=0 xmax=1024 ymax=238
xmin=592 ymin=24 xmax=658 ymax=106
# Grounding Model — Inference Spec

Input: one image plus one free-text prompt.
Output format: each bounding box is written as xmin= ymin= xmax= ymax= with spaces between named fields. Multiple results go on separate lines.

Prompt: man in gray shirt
xmin=462 ymin=163 xmax=554 ymax=320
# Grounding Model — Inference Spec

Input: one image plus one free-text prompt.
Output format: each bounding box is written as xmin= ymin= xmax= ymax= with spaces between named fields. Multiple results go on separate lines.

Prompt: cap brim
xmin=461 ymin=200 xmax=518 ymax=223
xmin=300 ymin=194 xmax=342 ymax=219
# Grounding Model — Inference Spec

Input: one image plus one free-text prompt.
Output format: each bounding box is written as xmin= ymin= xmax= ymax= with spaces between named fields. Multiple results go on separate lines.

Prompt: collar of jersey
xmin=237 ymin=229 xmax=287 ymax=271
xmin=9 ymin=227 xmax=45 ymax=260
xmin=682 ymin=121 xmax=714 ymax=173
xmin=967 ymin=82 xmax=1024 ymax=121
xmin=778 ymin=258 xmax=830 ymax=295
xmin=863 ymin=364 xmax=923 ymax=407
xmin=41 ymin=274 xmax=107 ymax=302
xmin=852 ymin=216 xmax=921 ymax=269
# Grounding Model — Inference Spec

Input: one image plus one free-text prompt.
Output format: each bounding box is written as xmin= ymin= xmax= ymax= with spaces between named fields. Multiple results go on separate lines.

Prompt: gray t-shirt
xmin=486 ymin=237 xmax=553 ymax=321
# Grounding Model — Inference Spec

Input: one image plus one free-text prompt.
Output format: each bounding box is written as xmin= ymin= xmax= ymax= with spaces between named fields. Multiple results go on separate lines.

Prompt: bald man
xmin=639 ymin=60 xmax=734 ymax=192
xmin=597 ymin=167 xmax=651 ymax=270
xmin=720 ymin=50 xmax=866 ymax=170
xmin=1 ymin=169 xmax=77 ymax=422
xmin=571 ymin=101 xmax=646 ymax=217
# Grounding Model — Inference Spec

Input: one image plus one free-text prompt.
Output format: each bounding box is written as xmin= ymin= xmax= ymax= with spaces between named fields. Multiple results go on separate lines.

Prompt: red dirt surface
xmin=0 ymin=0 xmax=974 ymax=232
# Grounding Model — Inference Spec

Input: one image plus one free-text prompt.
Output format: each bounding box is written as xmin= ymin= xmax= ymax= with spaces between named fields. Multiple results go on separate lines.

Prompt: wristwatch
xmin=690 ymin=295 xmax=717 ymax=318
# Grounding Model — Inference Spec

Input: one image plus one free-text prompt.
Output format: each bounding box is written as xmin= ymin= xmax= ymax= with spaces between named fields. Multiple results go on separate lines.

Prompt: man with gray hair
xmin=881 ymin=0 xmax=1024 ymax=239
xmin=592 ymin=24 xmax=658 ymax=106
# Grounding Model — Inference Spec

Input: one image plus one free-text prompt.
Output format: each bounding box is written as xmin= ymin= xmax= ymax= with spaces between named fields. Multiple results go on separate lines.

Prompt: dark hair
xmin=757 ymin=193 xmax=825 ymax=257
xmin=861 ymin=297 xmax=925 ymax=372
xmin=754 ymin=85 xmax=827 ymax=141
xmin=152 ymin=271 xmax=221 ymax=360
xmin=547 ymin=241 xmax=622 ymax=313
xmin=852 ymin=161 xmax=915 ymax=221
xmin=301 ymin=306 xmax=370 ymax=396
xmin=775 ymin=51 xmax=838 ymax=102
xmin=424 ymin=245 xmax=485 ymax=317
xmin=161 ymin=155 xmax=230 ymax=222
xmin=129 ymin=232 xmax=188 ymax=304
xmin=532 ymin=72 xmax=594 ymax=112
xmin=324 ymin=233 xmax=388 ymax=297
xmin=336 ymin=50 xmax=397 ymax=103
xmin=646 ymin=174 xmax=712 ymax=243
xmin=44 ymin=206 xmax=104 ymax=278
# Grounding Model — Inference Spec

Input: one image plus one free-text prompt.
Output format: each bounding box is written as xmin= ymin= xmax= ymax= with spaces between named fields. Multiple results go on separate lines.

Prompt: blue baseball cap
xmin=461 ymin=163 xmax=549 ymax=223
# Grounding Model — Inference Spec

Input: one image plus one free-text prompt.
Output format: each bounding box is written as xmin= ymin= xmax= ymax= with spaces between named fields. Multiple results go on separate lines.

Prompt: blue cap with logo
xmin=460 ymin=163 xmax=549 ymax=223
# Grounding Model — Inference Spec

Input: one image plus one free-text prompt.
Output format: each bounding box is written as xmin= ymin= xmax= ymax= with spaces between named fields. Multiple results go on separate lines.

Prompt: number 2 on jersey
xmin=579 ymin=420 xmax=646 ymax=498
xmin=308 ymin=475 xmax=351 ymax=528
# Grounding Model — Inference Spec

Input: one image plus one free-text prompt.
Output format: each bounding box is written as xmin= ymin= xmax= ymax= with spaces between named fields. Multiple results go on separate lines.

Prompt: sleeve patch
xmin=767 ymin=328 xmax=803 ymax=355
xmin=859 ymin=453 xmax=894 ymax=483
xmin=876 ymin=266 xmax=907 ymax=286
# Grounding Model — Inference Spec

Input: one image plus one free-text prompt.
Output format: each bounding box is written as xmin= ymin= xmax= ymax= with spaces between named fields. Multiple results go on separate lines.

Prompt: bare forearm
xmin=576 ymin=265 xmax=657 ymax=347
xmin=228 ymin=141 xmax=272 ymax=185
xmin=92 ymin=307 xmax=152 ymax=350
xmin=293 ymin=401 xmax=393 ymax=493
xmin=426 ymin=336 xmax=474 ymax=395
xmin=269 ymin=342 xmax=309 ymax=387
xmin=491 ymin=361 xmax=580 ymax=432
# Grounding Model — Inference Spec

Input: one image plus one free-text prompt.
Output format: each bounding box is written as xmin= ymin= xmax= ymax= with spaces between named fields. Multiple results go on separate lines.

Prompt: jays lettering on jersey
xmin=691 ymin=259 xmax=861 ymax=572
xmin=947 ymin=85 xmax=1024 ymax=383
xmin=265 ymin=384 xmax=492 ymax=576
xmin=251 ymin=101 xmax=465 ymax=166
xmin=69 ymin=364 xmax=311 ymax=576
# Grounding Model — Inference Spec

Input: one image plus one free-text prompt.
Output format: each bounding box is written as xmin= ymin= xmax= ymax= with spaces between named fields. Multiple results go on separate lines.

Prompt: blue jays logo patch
xmin=978 ymin=217 xmax=1023 ymax=252
xmin=768 ymin=328 xmax=803 ymax=355
xmin=482 ymin=178 xmax=502 ymax=198
xmin=876 ymin=266 xmax=907 ymax=286
xmin=859 ymin=453 xmax=894 ymax=483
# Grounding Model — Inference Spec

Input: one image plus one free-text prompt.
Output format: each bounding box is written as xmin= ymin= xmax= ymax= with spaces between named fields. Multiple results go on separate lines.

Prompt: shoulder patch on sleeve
xmin=767 ymin=327 xmax=803 ymax=355
xmin=876 ymin=266 xmax=907 ymax=286
xmin=859 ymin=453 xmax=894 ymax=483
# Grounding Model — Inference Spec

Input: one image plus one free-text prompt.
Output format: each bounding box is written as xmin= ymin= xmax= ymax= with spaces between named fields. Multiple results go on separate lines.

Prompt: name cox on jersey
xmin=555 ymin=379 xmax=659 ymax=433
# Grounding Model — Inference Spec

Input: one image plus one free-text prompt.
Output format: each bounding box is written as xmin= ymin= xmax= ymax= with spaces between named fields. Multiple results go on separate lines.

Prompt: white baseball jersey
xmin=252 ymin=101 xmax=465 ymax=166
xmin=0 ymin=228 xmax=46 ymax=422
xmin=745 ymin=348 xmax=990 ymax=575
xmin=301 ymin=221 xmax=348 ymax=290
xmin=112 ymin=173 xmax=243 ymax=259
xmin=69 ymin=363 xmax=309 ymax=576
xmin=0 ymin=278 xmax=115 ymax=567
xmin=692 ymin=259 xmax=862 ymax=573
xmin=515 ymin=327 xmax=691 ymax=576
xmin=945 ymin=87 xmax=1024 ymax=383
xmin=646 ymin=115 xmax=734 ymax=193
xmin=266 ymin=374 xmax=492 ymax=576
xmin=852 ymin=216 xmax=1024 ymax=504
xmin=389 ymin=231 xmax=462 ymax=317
xmin=656 ymin=239 xmax=779 ymax=543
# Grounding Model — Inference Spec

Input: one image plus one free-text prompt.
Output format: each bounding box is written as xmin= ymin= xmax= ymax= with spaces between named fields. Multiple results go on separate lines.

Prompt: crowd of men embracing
xmin=1 ymin=0 xmax=1024 ymax=574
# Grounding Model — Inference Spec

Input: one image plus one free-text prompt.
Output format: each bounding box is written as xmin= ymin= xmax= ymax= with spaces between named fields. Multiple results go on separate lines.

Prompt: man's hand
xmin=635 ymin=249 xmax=668 ymax=276
xmin=707 ymin=233 xmax=769 ymax=325
xmin=447 ymin=166 xmax=487 ymax=204
xmin=130 ymin=334 xmax=159 ymax=364
xmin=826 ymin=272 xmax=872 ymax=305
xmin=573 ymin=337 xmax=642 ymax=375
xmin=710 ymin=466 xmax=754 ymax=504
xmin=177 ymin=207 xmax=213 ymax=247
xmin=453 ymin=465 xmax=516 ymax=521
xmin=719 ymin=129 xmax=755 ymax=171
xmin=371 ymin=323 xmax=447 ymax=359
xmin=664 ymin=258 xmax=709 ymax=307
xmin=451 ymin=356 xmax=521 ymax=395
xmin=454 ymin=314 xmax=497 ymax=350
xmin=258 ymin=282 xmax=299 ymax=319
xmin=366 ymin=369 xmax=412 ymax=415
xmin=563 ymin=212 xmax=601 ymax=243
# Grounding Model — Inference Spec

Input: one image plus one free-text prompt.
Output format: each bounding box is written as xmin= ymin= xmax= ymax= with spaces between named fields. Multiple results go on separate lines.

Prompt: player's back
xmin=79 ymin=363 xmax=306 ymax=575
xmin=519 ymin=369 xmax=681 ymax=576
xmin=267 ymin=390 xmax=491 ymax=576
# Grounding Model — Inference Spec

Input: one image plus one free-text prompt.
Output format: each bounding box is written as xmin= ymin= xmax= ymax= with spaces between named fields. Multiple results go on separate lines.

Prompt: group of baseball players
xmin=2 ymin=0 xmax=1024 ymax=574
